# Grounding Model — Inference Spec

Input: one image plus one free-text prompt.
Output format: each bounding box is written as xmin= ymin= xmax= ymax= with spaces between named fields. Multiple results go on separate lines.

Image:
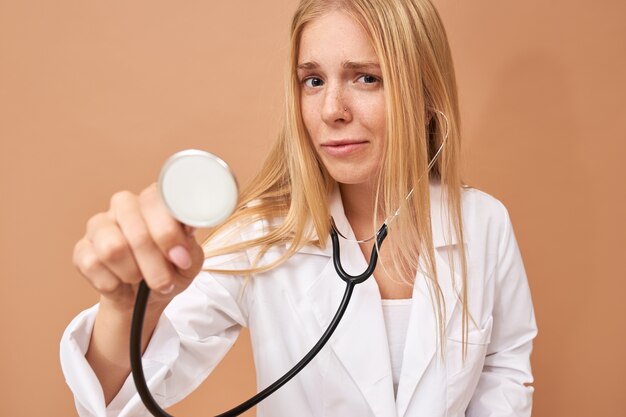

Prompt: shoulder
xmin=458 ymin=186 xmax=514 ymax=253
xmin=460 ymin=185 xmax=510 ymax=220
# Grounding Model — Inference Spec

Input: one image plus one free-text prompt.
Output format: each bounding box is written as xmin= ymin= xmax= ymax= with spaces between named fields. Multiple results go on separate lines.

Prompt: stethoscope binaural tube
xmin=130 ymin=222 xmax=388 ymax=417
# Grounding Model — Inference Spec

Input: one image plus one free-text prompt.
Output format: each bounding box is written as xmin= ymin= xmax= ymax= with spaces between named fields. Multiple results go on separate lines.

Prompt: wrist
xmin=98 ymin=293 xmax=169 ymax=319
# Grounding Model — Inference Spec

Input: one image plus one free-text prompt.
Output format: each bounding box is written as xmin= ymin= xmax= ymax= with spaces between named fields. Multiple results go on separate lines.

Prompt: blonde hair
xmin=203 ymin=0 xmax=469 ymax=355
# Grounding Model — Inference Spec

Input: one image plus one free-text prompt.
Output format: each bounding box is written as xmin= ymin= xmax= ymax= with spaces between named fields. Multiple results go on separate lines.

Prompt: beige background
xmin=1 ymin=0 xmax=624 ymax=416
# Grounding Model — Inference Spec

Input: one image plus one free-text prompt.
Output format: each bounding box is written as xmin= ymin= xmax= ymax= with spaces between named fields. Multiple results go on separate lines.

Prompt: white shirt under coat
xmin=60 ymin=181 xmax=538 ymax=417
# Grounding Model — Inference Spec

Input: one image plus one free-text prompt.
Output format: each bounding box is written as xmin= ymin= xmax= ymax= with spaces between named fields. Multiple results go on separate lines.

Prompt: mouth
xmin=320 ymin=139 xmax=369 ymax=156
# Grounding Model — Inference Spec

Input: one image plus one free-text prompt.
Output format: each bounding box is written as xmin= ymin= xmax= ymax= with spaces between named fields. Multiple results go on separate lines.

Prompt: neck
xmin=339 ymin=182 xmax=384 ymax=238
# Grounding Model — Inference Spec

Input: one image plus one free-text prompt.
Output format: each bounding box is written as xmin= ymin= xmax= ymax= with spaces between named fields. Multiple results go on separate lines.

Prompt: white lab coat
xmin=60 ymin=181 xmax=537 ymax=417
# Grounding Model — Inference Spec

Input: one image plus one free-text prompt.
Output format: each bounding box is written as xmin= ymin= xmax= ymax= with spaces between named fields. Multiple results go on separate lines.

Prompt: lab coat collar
xmin=298 ymin=179 xmax=460 ymax=257
xmin=295 ymin=180 xmax=463 ymax=417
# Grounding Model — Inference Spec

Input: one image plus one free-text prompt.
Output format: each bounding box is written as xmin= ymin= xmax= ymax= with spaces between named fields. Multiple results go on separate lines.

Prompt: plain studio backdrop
xmin=1 ymin=0 xmax=624 ymax=416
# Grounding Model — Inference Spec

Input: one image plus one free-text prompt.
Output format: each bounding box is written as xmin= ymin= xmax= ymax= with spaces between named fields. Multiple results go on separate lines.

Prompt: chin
xmin=327 ymin=169 xmax=376 ymax=187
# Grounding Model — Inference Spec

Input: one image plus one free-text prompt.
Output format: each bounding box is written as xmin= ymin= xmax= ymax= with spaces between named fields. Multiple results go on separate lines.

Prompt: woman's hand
xmin=72 ymin=182 xmax=205 ymax=312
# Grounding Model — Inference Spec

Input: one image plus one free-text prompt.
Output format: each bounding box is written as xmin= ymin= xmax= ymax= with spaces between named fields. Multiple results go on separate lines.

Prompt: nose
xmin=321 ymin=83 xmax=352 ymax=125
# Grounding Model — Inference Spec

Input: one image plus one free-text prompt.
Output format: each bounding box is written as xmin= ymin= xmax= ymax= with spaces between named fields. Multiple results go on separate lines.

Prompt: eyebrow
xmin=296 ymin=60 xmax=381 ymax=71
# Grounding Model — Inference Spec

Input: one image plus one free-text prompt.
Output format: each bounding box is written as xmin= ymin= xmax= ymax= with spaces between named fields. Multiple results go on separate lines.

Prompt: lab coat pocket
xmin=445 ymin=316 xmax=492 ymax=415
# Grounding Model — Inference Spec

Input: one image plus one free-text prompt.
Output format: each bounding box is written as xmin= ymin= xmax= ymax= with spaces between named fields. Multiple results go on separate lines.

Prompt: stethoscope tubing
xmin=130 ymin=223 xmax=388 ymax=417
xmin=130 ymin=281 xmax=174 ymax=417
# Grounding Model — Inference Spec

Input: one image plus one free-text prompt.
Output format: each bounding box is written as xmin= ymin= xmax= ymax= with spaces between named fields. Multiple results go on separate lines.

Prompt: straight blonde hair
xmin=203 ymin=0 xmax=470 ymax=356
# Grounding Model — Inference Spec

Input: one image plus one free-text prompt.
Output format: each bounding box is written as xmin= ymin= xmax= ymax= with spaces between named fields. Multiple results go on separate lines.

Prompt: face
xmin=297 ymin=10 xmax=386 ymax=187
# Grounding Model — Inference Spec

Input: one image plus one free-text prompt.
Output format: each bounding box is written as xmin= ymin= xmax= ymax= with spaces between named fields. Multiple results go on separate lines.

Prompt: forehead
xmin=297 ymin=10 xmax=379 ymax=64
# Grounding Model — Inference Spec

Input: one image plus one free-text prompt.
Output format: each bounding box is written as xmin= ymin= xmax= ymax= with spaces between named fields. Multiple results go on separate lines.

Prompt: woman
xmin=61 ymin=0 xmax=537 ymax=416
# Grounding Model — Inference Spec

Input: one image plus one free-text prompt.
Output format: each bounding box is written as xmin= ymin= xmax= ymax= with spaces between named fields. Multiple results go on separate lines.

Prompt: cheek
xmin=300 ymin=102 xmax=318 ymax=139
xmin=374 ymin=98 xmax=387 ymax=134
xmin=374 ymin=111 xmax=386 ymax=137
xmin=358 ymin=95 xmax=386 ymax=135
xmin=367 ymin=115 xmax=387 ymax=153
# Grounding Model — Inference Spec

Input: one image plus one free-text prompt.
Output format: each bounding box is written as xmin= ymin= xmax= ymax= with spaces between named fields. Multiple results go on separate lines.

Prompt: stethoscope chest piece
xmin=159 ymin=149 xmax=238 ymax=228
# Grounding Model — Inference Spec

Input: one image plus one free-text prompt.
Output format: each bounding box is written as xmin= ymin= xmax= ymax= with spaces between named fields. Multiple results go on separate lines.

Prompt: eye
xmin=356 ymin=74 xmax=380 ymax=84
xmin=302 ymin=77 xmax=324 ymax=88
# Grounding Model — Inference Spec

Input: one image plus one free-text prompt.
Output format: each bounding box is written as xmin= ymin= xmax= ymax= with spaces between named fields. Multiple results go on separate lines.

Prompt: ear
xmin=425 ymin=110 xmax=434 ymax=125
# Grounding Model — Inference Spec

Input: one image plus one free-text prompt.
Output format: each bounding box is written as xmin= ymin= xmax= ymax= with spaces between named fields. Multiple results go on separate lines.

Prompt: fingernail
xmin=159 ymin=283 xmax=175 ymax=295
xmin=168 ymin=245 xmax=192 ymax=270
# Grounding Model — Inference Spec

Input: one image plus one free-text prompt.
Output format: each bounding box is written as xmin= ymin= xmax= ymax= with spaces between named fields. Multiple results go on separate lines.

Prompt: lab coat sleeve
xmin=59 ymin=257 xmax=252 ymax=417
xmin=466 ymin=204 xmax=538 ymax=417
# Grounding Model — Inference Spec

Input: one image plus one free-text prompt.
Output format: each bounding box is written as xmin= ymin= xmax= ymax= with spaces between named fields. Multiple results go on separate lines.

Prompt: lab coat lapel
xmin=395 ymin=181 xmax=463 ymax=417
xmin=298 ymin=188 xmax=397 ymax=417
xmin=296 ymin=182 xmax=461 ymax=417
xmin=394 ymin=253 xmax=461 ymax=416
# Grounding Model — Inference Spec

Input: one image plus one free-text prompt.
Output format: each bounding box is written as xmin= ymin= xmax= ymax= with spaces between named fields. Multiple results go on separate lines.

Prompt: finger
xmin=139 ymin=183 xmax=193 ymax=270
xmin=176 ymin=238 xmax=205 ymax=281
xmin=111 ymin=190 xmax=177 ymax=293
xmin=87 ymin=216 xmax=143 ymax=285
xmin=85 ymin=212 xmax=113 ymax=241
xmin=73 ymin=237 xmax=123 ymax=296
xmin=184 ymin=225 xmax=196 ymax=238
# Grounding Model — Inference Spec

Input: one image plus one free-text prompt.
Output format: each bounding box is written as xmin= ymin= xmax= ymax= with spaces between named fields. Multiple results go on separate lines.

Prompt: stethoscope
xmin=130 ymin=112 xmax=449 ymax=416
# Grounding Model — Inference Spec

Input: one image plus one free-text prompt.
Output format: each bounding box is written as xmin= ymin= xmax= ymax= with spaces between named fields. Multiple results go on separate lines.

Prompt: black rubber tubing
xmin=130 ymin=224 xmax=388 ymax=416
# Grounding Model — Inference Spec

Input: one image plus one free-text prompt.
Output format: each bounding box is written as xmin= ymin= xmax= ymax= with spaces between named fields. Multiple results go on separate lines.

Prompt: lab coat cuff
xmin=108 ymin=310 xmax=181 ymax=415
xmin=60 ymin=303 xmax=182 ymax=417
xmin=59 ymin=304 xmax=107 ymax=417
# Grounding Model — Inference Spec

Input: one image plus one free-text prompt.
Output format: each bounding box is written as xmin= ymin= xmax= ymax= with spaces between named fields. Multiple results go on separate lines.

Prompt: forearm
xmin=86 ymin=297 xmax=167 ymax=405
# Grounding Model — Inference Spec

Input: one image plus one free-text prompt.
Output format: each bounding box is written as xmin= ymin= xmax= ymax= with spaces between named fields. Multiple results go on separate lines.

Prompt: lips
xmin=320 ymin=139 xmax=369 ymax=156
xmin=322 ymin=139 xmax=368 ymax=146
